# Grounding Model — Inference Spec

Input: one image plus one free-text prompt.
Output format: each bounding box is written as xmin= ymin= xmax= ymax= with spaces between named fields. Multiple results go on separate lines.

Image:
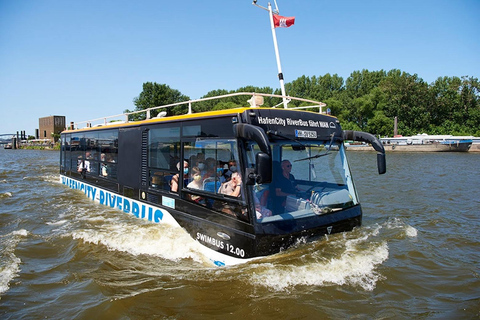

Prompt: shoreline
xmin=346 ymin=144 xmax=480 ymax=152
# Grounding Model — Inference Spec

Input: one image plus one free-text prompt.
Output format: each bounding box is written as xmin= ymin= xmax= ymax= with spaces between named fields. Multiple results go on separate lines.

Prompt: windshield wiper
xmin=266 ymin=130 xmax=306 ymax=148
xmin=295 ymin=133 xmax=335 ymax=162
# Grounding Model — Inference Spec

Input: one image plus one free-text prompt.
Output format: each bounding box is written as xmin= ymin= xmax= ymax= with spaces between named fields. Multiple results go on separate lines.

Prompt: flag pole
xmin=253 ymin=1 xmax=289 ymax=108
xmin=268 ymin=2 xmax=288 ymax=108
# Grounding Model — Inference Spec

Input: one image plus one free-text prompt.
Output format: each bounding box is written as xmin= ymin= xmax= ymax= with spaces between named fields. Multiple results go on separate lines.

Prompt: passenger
xmin=100 ymin=153 xmax=107 ymax=176
xmin=202 ymin=157 xmax=217 ymax=179
xmin=225 ymin=160 xmax=237 ymax=178
xmin=171 ymin=160 xmax=188 ymax=192
xmin=187 ymin=166 xmax=203 ymax=190
xmin=218 ymin=172 xmax=242 ymax=197
xmin=255 ymin=194 xmax=272 ymax=219
xmin=274 ymin=160 xmax=299 ymax=213
xmin=151 ymin=173 xmax=161 ymax=188
xmin=187 ymin=166 xmax=204 ymax=203
xmin=106 ymin=153 xmax=116 ymax=163
xmin=195 ymin=153 xmax=206 ymax=172
xmin=77 ymin=156 xmax=83 ymax=172
xmin=214 ymin=171 xmax=246 ymax=220
xmin=105 ymin=154 xmax=117 ymax=178
xmin=196 ymin=152 xmax=205 ymax=163
xmin=77 ymin=152 xmax=91 ymax=173
xmin=101 ymin=163 xmax=108 ymax=176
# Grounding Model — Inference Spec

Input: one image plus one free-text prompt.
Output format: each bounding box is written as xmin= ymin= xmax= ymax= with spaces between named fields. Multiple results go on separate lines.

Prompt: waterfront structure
xmin=347 ymin=134 xmax=478 ymax=152
xmin=381 ymin=134 xmax=472 ymax=152
xmin=39 ymin=115 xmax=66 ymax=143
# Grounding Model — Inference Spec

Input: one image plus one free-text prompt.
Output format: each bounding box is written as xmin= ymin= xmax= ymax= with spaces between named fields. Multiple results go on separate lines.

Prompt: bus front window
xmin=247 ymin=141 xmax=359 ymax=222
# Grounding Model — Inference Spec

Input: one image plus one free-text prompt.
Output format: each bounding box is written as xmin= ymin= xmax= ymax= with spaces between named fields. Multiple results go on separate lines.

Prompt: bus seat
xmin=164 ymin=175 xmax=173 ymax=190
xmin=204 ymin=179 xmax=221 ymax=193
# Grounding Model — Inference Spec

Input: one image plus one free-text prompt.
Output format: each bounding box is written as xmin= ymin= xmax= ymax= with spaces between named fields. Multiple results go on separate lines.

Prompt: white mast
xmin=253 ymin=1 xmax=289 ymax=108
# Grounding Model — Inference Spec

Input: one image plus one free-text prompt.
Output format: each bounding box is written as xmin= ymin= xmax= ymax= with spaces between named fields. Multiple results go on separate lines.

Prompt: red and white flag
xmin=273 ymin=14 xmax=295 ymax=28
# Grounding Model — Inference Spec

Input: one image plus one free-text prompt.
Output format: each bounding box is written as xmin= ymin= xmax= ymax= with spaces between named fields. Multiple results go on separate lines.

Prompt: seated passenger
xmin=171 ymin=160 xmax=188 ymax=192
xmin=187 ymin=166 xmax=204 ymax=203
xmin=106 ymin=154 xmax=116 ymax=163
xmin=77 ymin=154 xmax=91 ymax=173
xmin=202 ymin=157 xmax=217 ymax=179
xmin=151 ymin=172 xmax=162 ymax=188
xmin=218 ymin=172 xmax=242 ymax=197
xmin=187 ymin=166 xmax=203 ymax=190
xmin=224 ymin=160 xmax=237 ymax=180
xmin=101 ymin=163 xmax=108 ymax=177
xmin=214 ymin=172 xmax=247 ymax=220
xmin=99 ymin=153 xmax=107 ymax=176
xmin=255 ymin=194 xmax=272 ymax=219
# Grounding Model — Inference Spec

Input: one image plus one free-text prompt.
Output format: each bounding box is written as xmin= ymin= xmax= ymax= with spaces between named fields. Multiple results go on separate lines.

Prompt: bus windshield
xmin=246 ymin=140 xmax=358 ymax=223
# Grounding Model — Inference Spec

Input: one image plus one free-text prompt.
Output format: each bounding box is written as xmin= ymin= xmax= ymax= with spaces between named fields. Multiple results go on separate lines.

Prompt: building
xmin=38 ymin=115 xmax=66 ymax=143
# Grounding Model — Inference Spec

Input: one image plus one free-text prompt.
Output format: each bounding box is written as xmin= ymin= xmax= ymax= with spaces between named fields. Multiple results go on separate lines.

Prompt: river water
xmin=0 ymin=149 xmax=478 ymax=319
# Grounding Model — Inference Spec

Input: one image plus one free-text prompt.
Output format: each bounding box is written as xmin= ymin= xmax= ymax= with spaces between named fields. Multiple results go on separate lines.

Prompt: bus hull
xmin=60 ymin=174 xmax=363 ymax=266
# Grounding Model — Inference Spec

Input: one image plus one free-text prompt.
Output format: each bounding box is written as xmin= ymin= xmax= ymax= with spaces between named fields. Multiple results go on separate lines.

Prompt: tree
xmin=379 ymin=70 xmax=430 ymax=135
xmin=429 ymin=76 xmax=461 ymax=126
xmin=367 ymin=111 xmax=394 ymax=136
xmin=345 ymin=69 xmax=386 ymax=99
xmin=129 ymin=71 xmax=479 ymax=137
xmin=285 ymin=73 xmax=344 ymax=106
xmin=459 ymin=76 xmax=480 ymax=124
xmin=125 ymin=82 xmax=190 ymax=120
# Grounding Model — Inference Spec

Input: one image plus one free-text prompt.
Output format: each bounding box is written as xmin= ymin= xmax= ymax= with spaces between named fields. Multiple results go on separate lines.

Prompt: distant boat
xmin=4 ymin=143 xmax=12 ymax=149
xmin=380 ymin=134 xmax=472 ymax=152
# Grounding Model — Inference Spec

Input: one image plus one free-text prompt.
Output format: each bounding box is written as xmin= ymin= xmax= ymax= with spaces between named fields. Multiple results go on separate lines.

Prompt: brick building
xmin=38 ymin=115 xmax=66 ymax=142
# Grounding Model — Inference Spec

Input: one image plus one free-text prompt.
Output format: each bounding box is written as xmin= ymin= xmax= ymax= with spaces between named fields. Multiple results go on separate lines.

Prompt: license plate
xmin=295 ymin=130 xmax=317 ymax=138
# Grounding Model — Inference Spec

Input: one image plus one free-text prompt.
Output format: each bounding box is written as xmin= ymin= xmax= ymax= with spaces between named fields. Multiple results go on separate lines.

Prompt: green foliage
xmin=132 ymin=70 xmax=480 ymax=136
xmin=124 ymin=82 xmax=190 ymax=120
xmin=367 ymin=111 xmax=394 ymax=136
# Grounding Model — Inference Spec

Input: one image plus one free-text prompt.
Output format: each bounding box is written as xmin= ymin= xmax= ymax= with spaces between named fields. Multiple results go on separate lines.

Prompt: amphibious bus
xmin=59 ymin=92 xmax=386 ymax=266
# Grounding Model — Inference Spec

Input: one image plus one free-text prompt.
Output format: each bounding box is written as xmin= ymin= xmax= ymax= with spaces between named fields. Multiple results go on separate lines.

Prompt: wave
xmin=69 ymin=215 xmax=209 ymax=265
xmin=0 ymin=192 xmax=12 ymax=199
xmin=0 ymin=170 xmax=14 ymax=179
xmin=245 ymin=219 xmax=417 ymax=292
xmin=0 ymin=229 xmax=29 ymax=295
xmin=386 ymin=217 xmax=418 ymax=238
xmin=248 ymin=239 xmax=389 ymax=292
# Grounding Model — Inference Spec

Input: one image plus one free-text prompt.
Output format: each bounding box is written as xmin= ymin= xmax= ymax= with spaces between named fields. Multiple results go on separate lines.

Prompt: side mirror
xmin=377 ymin=153 xmax=386 ymax=175
xmin=246 ymin=152 xmax=272 ymax=185
xmin=343 ymin=130 xmax=387 ymax=175
xmin=255 ymin=152 xmax=272 ymax=184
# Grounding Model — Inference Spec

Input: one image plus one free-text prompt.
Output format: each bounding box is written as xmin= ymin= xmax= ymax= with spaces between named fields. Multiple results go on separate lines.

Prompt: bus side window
xmin=147 ymin=125 xmax=180 ymax=192
xmin=150 ymin=170 xmax=176 ymax=191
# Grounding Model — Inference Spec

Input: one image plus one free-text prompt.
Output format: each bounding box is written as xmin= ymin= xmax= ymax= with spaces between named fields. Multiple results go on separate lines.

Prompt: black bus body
xmin=60 ymin=97 xmax=385 ymax=266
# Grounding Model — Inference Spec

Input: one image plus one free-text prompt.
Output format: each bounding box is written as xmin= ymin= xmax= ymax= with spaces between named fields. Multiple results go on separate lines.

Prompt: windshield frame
xmin=245 ymin=140 xmax=359 ymax=224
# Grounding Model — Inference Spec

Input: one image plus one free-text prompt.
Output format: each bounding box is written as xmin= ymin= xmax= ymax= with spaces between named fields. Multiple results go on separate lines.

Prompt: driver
xmin=273 ymin=160 xmax=299 ymax=213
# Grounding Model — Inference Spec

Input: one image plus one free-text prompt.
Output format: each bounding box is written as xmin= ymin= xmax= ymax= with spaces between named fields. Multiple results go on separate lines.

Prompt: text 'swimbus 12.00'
xmin=60 ymin=92 xmax=386 ymax=266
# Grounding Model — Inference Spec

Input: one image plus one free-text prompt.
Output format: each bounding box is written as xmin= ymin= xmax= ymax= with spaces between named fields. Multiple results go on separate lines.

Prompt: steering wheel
xmin=304 ymin=185 xmax=325 ymax=196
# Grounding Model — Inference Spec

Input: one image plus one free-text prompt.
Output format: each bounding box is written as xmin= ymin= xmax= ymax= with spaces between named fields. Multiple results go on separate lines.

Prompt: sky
xmin=1 ymin=0 xmax=479 ymax=136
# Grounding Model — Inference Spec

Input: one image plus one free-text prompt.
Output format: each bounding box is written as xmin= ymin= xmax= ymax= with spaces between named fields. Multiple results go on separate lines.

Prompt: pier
xmin=346 ymin=136 xmax=480 ymax=152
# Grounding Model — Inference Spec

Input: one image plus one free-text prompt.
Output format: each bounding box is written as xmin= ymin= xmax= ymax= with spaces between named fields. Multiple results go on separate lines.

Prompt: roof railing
xmin=73 ymin=92 xmax=327 ymax=130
